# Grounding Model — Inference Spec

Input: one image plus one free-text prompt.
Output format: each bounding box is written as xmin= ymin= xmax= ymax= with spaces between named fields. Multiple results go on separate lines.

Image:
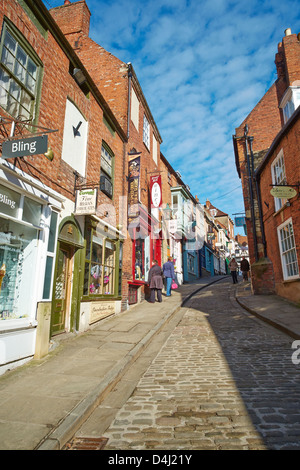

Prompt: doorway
xmin=51 ymin=243 xmax=73 ymax=335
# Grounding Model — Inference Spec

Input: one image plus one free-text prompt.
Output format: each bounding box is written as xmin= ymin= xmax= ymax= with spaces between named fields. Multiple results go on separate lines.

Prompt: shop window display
xmin=134 ymin=238 xmax=145 ymax=281
xmin=84 ymin=227 xmax=116 ymax=296
xmin=0 ymin=184 xmax=42 ymax=321
xmin=0 ymin=218 xmax=39 ymax=320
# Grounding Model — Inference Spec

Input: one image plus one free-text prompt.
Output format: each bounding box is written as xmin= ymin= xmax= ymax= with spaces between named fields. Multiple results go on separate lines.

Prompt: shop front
xmin=0 ymin=160 xmax=63 ymax=374
xmin=78 ymin=215 xmax=124 ymax=329
xmin=128 ymin=206 xmax=161 ymax=304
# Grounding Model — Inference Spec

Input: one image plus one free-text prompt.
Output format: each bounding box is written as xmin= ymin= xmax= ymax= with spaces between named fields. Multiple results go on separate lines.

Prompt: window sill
xmin=273 ymin=202 xmax=290 ymax=217
xmin=0 ymin=319 xmax=37 ymax=334
xmin=143 ymin=141 xmax=150 ymax=153
xmin=81 ymin=296 xmax=121 ymax=302
xmin=282 ymin=276 xmax=300 ymax=284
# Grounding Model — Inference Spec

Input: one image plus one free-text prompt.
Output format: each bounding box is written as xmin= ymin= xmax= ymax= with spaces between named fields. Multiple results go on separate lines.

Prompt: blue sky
xmin=47 ymin=0 xmax=300 ymax=235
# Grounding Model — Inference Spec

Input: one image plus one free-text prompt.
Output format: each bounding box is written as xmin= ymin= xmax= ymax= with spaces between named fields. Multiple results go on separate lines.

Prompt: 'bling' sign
xmin=2 ymin=135 xmax=48 ymax=159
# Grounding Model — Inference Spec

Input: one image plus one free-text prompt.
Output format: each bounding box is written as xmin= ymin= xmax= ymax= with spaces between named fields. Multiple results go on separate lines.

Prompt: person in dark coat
xmin=163 ymin=257 xmax=175 ymax=296
xmin=148 ymin=260 xmax=163 ymax=303
xmin=241 ymin=257 xmax=250 ymax=281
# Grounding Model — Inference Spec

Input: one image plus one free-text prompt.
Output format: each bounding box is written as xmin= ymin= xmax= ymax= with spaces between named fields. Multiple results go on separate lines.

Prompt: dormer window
xmin=280 ymin=86 xmax=300 ymax=124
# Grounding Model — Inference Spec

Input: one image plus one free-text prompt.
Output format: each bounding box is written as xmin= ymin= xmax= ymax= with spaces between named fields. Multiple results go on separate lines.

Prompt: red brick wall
xmin=50 ymin=0 xmax=91 ymax=37
xmin=258 ymin=116 xmax=300 ymax=302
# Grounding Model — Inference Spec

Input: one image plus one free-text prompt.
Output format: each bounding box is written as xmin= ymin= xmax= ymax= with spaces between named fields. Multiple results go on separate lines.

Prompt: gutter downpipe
xmin=244 ymin=125 xmax=259 ymax=261
xmin=254 ymin=172 xmax=267 ymax=258
xmin=249 ymin=136 xmax=267 ymax=258
xmin=127 ymin=63 xmax=132 ymax=139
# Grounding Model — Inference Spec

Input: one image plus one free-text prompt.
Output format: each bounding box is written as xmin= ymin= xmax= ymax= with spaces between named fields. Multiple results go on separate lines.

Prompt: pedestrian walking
xmin=241 ymin=257 xmax=250 ymax=281
xmin=148 ymin=260 xmax=163 ymax=303
xmin=163 ymin=257 xmax=175 ymax=296
xmin=228 ymin=257 xmax=238 ymax=284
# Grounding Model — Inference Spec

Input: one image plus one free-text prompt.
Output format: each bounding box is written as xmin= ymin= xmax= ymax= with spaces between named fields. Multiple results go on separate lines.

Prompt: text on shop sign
xmin=2 ymin=135 xmax=48 ymax=159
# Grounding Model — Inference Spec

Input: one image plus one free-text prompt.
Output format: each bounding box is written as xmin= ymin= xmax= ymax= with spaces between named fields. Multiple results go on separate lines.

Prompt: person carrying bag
xmin=163 ymin=257 xmax=175 ymax=296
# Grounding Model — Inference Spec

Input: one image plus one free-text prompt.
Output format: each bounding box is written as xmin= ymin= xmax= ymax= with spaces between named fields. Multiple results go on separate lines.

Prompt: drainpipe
xmin=127 ymin=62 xmax=132 ymax=139
xmin=248 ymin=135 xmax=267 ymax=258
xmin=244 ymin=125 xmax=259 ymax=261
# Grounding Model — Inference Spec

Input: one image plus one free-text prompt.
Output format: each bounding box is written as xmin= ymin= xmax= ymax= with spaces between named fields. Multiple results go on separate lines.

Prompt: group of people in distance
xmin=148 ymin=257 xmax=176 ymax=303
xmin=228 ymin=256 xmax=250 ymax=284
xmin=148 ymin=255 xmax=250 ymax=303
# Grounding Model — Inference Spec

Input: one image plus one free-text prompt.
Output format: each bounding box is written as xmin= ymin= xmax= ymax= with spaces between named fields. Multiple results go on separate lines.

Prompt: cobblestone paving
xmin=103 ymin=280 xmax=300 ymax=450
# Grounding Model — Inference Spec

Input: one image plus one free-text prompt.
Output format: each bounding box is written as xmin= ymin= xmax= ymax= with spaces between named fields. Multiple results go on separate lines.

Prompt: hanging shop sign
xmin=2 ymin=135 xmax=48 ymax=159
xmin=169 ymin=219 xmax=178 ymax=234
xmin=270 ymin=186 xmax=297 ymax=199
xmin=235 ymin=216 xmax=246 ymax=227
xmin=75 ymin=188 xmax=97 ymax=215
xmin=150 ymin=175 xmax=162 ymax=208
xmin=128 ymin=153 xmax=141 ymax=222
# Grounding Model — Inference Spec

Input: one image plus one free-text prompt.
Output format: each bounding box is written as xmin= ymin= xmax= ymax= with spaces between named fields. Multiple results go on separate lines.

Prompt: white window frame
xmin=280 ymin=86 xmax=300 ymax=124
xmin=271 ymin=149 xmax=287 ymax=212
xmin=143 ymin=114 xmax=150 ymax=150
xmin=277 ymin=217 xmax=299 ymax=281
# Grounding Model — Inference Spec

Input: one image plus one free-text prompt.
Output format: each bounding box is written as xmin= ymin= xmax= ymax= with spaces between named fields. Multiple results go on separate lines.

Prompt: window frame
xmin=280 ymin=86 xmax=300 ymax=124
xmin=271 ymin=149 xmax=287 ymax=212
xmin=0 ymin=20 xmax=42 ymax=122
xmin=42 ymin=210 xmax=59 ymax=300
xmin=83 ymin=223 xmax=120 ymax=299
xmin=277 ymin=218 xmax=299 ymax=281
xmin=143 ymin=114 xmax=150 ymax=150
xmin=100 ymin=142 xmax=114 ymax=199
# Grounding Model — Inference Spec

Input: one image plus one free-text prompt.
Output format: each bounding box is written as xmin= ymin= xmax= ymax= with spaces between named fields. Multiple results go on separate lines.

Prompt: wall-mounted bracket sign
xmin=270 ymin=186 xmax=297 ymax=199
xmin=2 ymin=135 xmax=48 ymax=159
xmin=75 ymin=188 xmax=98 ymax=215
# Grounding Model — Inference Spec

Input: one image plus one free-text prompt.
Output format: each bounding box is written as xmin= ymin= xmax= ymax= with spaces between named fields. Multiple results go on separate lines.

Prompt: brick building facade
xmin=233 ymin=29 xmax=300 ymax=302
xmin=0 ymin=0 xmax=127 ymax=372
xmin=50 ymin=0 xmax=166 ymax=305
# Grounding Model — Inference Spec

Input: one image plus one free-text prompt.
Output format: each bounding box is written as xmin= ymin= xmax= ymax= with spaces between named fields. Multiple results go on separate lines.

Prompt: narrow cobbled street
xmin=100 ymin=279 xmax=300 ymax=450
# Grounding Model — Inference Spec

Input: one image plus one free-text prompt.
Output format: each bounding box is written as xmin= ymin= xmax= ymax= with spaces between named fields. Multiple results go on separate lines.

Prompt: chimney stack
xmin=50 ymin=0 xmax=91 ymax=38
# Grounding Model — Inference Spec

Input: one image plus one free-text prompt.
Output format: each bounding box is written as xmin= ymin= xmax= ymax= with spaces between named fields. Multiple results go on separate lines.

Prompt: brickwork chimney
xmin=281 ymin=30 xmax=300 ymax=87
xmin=50 ymin=0 xmax=91 ymax=39
xmin=275 ymin=30 xmax=300 ymax=94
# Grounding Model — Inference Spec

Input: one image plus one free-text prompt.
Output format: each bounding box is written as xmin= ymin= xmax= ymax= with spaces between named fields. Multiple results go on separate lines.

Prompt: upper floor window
xmin=280 ymin=86 xmax=300 ymax=124
xmin=0 ymin=22 xmax=41 ymax=121
xmin=271 ymin=149 xmax=287 ymax=211
xmin=143 ymin=114 xmax=150 ymax=150
xmin=278 ymin=218 xmax=299 ymax=280
xmin=100 ymin=143 xmax=114 ymax=198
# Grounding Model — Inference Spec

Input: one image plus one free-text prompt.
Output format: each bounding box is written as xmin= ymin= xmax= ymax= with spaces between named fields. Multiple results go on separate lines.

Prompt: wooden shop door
xmin=51 ymin=243 xmax=73 ymax=335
